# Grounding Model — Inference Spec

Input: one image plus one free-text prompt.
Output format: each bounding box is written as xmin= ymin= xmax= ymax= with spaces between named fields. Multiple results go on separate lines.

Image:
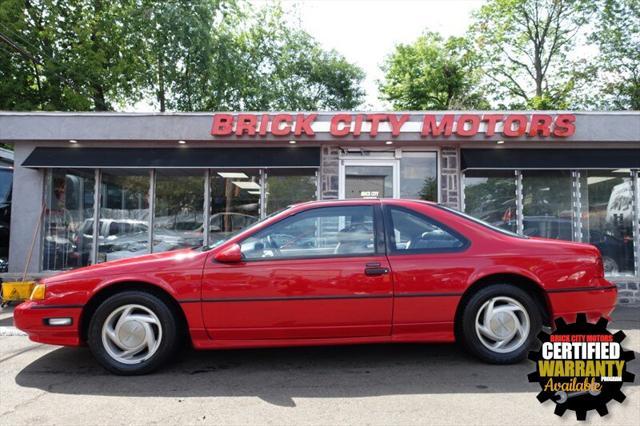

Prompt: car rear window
xmin=436 ymin=205 xmax=527 ymax=239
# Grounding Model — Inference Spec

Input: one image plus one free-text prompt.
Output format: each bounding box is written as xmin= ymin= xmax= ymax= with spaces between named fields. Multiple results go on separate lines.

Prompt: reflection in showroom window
xmin=463 ymin=170 xmax=517 ymax=232
xmin=400 ymin=152 xmax=437 ymax=201
xmin=241 ymin=206 xmax=375 ymax=260
xmin=209 ymin=171 xmax=260 ymax=246
xmin=43 ymin=169 xmax=95 ymax=270
xmin=265 ymin=169 xmax=317 ymax=214
xmin=522 ymin=171 xmax=574 ymax=240
xmin=97 ymin=170 xmax=150 ymax=263
xmin=580 ymin=170 xmax=636 ymax=275
xmin=154 ymin=170 xmax=205 ymax=253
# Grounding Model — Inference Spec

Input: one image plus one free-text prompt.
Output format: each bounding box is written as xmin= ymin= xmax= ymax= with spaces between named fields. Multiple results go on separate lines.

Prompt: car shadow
xmin=14 ymin=342 xmax=639 ymax=407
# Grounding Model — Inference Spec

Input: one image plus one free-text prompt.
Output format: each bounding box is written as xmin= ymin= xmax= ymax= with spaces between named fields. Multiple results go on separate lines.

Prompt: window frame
xmin=237 ymin=203 xmax=384 ymax=262
xmin=382 ymin=205 xmax=470 ymax=255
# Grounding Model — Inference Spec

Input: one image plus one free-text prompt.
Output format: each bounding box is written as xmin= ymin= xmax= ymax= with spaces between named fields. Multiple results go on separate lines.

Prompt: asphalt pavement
xmin=1 ymin=305 xmax=638 ymax=425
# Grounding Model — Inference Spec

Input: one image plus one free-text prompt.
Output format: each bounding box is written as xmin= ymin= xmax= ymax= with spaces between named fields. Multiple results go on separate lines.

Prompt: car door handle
xmin=364 ymin=266 xmax=389 ymax=276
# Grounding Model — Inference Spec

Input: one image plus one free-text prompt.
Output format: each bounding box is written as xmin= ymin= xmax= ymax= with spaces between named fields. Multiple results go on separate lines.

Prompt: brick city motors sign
xmin=210 ymin=113 xmax=576 ymax=138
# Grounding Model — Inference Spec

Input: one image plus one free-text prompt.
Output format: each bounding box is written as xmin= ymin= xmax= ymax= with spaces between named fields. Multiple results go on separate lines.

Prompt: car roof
xmin=291 ymin=198 xmax=438 ymax=207
xmin=289 ymin=198 xmax=438 ymax=209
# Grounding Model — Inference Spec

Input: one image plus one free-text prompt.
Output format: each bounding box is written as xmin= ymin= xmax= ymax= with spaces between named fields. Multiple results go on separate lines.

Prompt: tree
xmin=470 ymin=0 xmax=591 ymax=109
xmin=588 ymin=0 xmax=640 ymax=109
xmin=218 ymin=3 xmax=365 ymax=111
xmin=0 ymin=0 xmax=365 ymax=112
xmin=378 ymin=32 xmax=488 ymax=110
xmin=0 ymin=0 xmax=149 ymax=111
xmin=136 ymin=0 xmax=241 ymax=112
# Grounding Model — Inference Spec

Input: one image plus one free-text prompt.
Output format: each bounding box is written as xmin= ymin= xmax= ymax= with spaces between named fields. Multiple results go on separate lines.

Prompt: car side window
xmin=240 ymin=206 xmax=376 ymax=260
xmin=388 ymin=207 xmax=466 ymax=253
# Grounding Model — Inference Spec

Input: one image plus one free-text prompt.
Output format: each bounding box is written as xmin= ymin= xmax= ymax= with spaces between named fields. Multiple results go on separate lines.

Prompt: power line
xmin=0 ymin=22 xmax=40 ymax=54
xmin=0 ymin=30 xmax=41 ymax=65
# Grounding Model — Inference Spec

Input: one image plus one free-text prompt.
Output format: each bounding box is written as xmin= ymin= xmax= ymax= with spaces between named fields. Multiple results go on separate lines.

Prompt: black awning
xmin=22 ymin=147 xmax=320 ymax=168
xmin=461 ymin=149 xmax=640 ymax=170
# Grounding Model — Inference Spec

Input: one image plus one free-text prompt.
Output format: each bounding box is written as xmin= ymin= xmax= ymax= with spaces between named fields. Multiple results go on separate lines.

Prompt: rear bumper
xmin=13 ymin=301 xmax=83 ymax=346
xmin=548 ymin=280 xmax=618 ymax=323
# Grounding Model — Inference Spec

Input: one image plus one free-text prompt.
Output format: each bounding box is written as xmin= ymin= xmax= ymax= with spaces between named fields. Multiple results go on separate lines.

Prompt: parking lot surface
xmin=1 ymin=306 xmax=638 ymax=425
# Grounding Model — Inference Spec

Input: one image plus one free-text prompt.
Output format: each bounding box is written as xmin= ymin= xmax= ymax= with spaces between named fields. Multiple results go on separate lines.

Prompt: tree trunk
xmin=534 ymin=49 xmax=543 ymax=97
xmin=92 ymin=85 xmax=109 ymax=111
xmin=158 ymin=52 xmax=166 ymax=112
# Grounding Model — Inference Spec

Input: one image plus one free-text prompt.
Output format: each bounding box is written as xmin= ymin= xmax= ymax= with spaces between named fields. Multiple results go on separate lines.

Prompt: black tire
xmin=460 ymin=284 xmax=542 ymax=364
xmin=87 ymin=291 xmax=179 ymax=375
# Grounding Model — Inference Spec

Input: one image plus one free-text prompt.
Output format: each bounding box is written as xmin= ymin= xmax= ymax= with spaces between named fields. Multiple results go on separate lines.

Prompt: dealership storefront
xmin=1 ymin=111 xmax=639 ymax=304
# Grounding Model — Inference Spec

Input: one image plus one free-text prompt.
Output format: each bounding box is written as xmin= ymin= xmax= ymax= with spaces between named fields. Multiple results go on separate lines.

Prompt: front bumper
xmin=548 ymin=280 xmax=618 ymax=323
xmin=13 ymin=301 xmax=83 ymax=346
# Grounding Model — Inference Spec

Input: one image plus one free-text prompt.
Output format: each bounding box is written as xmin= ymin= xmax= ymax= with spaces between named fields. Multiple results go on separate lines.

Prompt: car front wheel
xmin=460 ymin=284 xmax=542 ymax=364
xmin=87 ymin=291 xmax=178 ymax=375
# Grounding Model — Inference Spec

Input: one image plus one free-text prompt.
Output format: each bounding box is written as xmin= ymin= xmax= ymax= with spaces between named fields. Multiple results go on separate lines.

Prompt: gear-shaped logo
xmin=528 ymin=313 xmax=635 ymax=420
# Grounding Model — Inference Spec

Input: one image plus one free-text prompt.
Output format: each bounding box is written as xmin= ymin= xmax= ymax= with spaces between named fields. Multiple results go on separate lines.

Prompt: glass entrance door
xmin=340 ymin=160 xmax=398 ymax=199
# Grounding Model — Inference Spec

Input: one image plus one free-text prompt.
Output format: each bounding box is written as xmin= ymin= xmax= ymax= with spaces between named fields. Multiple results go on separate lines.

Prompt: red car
xmin=15 ymin=199 xmax=617 ymax=375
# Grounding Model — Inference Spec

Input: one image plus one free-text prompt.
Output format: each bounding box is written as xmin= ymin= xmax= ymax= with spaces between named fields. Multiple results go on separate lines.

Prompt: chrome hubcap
xmin=475 ymin=296 xmax=530 ymax=353
xmin=101 ymin=304 xmax=162 ymax=364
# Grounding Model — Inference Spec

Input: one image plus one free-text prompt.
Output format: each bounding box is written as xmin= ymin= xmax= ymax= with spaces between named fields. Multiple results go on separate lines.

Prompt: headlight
xmin=29 ymin=283 xmax=46 ymax=300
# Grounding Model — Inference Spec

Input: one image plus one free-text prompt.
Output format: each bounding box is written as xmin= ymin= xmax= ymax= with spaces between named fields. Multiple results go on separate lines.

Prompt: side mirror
xmin=214 ymin=243 xmax=243 ymax=263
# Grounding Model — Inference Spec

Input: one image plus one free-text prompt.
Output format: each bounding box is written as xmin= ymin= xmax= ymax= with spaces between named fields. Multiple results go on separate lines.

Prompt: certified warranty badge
xmin=528 ymin=314 xmax=635 ymax=420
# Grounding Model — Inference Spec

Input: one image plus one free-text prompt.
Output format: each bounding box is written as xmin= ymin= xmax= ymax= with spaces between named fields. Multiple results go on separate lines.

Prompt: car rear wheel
xmin=88 ymin=291 xmax=178 ymax=375
xmin=460 ymin=284 xmax=542 ymax=364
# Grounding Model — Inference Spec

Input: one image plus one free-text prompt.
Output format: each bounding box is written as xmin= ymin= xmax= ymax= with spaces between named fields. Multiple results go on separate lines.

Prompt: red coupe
xmin=14 ymin=199 xmax=617 ymax=375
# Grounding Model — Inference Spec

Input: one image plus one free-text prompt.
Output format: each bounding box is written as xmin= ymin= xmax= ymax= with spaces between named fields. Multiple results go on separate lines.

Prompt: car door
xmin=201 ymin=203 xmax=393 ymax=340
xmin=382 ymin=204 xmax=470 ymax=339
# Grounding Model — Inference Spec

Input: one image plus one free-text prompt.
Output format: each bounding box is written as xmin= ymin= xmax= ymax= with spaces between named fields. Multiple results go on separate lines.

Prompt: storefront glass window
xmin=463 ymin=170 xmax=517 ymax=232
xmin=209 ymin=170 xmax=261 ymax=246
xmin=43 ymin=169 xmax=95 ymax=270
xmin=580 ymin=170 xmax=636 ymax=275
xmin=0 ymin=168 xmax=13 ymax=262
xmin=522 ymin=171 xmax=573 ymax=240
xmin=344 ymin=165 xmax=394 ymax=198
xmin=265 ymin=170 xmax=317 ymax=214
xmin=97 ymin=170 xmax=150 ymax=263
xmin=400 ymin=152 xmax=437 ymax=201
xmin=154 ymin=170 xmax=205 ymax=253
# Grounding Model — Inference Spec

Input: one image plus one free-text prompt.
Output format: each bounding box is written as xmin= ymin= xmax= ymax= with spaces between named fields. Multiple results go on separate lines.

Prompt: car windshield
xmin=436 ymin=205 xmax=527 ymax=239
xmin=201 ymin=206 xmax=293 ymax=250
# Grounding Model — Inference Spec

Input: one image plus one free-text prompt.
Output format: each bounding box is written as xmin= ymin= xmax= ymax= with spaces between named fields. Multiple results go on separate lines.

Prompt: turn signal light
xmin=29 ymin=283 xmax=46 ymax=300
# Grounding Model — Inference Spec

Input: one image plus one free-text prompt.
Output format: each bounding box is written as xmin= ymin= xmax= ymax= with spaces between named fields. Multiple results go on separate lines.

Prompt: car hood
xmin=43 ymin=248 xmax=205 ymax=284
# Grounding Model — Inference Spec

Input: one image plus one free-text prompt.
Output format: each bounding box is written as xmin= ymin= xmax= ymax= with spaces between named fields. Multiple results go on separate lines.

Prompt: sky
xmin=253 ymin=0 xmax=485 ymax=110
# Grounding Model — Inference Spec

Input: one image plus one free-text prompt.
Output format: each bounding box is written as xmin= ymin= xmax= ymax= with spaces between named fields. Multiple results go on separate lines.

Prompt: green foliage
xmin=211 ymin=3 xmax=365 ymax=111
xmin=0 ymin=0 xmax=365 ymax=112
xmin=0 ymin=0 xmax=149 ymax=111
xmin=378 ymin=32 xmax=489 ymax=110
xmin=588 ymin=0 xmax=640 ymax=110
xmin=417 ymin=176 xmax=437 ymax=201
xmin=470 ymin=0 xmax=591 ymax=109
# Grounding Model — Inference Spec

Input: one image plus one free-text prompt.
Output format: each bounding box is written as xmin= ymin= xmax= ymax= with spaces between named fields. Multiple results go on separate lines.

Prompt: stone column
xmin=320 ymin=146 xmax=340 ymax=200
xmin=440 ymin=147 xmax=460 ymax=209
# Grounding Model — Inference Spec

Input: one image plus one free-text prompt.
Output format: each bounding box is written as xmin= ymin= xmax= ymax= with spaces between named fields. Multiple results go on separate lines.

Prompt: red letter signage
xmin=211 ymin=113 xmax=576 ymax=140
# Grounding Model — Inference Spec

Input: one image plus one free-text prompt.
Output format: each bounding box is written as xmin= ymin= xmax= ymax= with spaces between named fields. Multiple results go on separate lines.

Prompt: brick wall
xmin=614 ymin=281 xmax=640 ymax=305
